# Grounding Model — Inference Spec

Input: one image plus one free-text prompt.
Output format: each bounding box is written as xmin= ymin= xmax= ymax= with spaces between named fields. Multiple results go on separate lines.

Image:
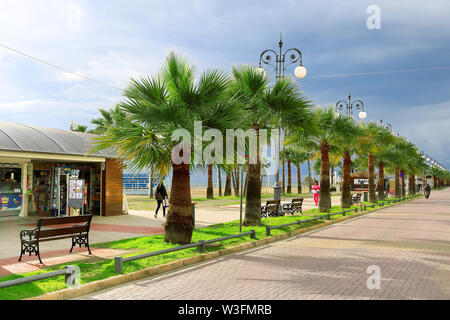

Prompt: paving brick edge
xmin=28 ymin=196 xmax=421 ymax=300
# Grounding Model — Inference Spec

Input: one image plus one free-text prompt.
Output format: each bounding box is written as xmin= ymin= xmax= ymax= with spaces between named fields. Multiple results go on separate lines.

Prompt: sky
xmin=0 ymin=0 xmax=449 ymax=171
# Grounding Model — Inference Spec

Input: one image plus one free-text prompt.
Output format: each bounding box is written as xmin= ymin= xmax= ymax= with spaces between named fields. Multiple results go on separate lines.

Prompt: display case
xmin=0 ymin=181 xmax=22 ymax=216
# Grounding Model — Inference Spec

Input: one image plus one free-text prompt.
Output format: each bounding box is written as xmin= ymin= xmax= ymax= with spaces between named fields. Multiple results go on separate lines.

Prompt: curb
xmin=28 ymin=196 xmax=421 ymax=300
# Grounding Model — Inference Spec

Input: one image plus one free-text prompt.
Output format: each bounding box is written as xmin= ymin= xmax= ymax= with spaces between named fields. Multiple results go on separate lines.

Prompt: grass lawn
xmin=127 ymin=192 xmax=330 ymax=210
xmin=0 ymin=195 xmax=420 ymax=300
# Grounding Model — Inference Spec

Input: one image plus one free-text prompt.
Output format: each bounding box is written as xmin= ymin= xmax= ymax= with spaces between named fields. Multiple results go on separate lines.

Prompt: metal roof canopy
xmin=0 ymin=121 xmax=117 ymax=158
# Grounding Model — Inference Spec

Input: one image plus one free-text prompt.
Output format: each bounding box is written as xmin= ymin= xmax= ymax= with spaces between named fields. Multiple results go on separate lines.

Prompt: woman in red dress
xmin=312 ymin=180 xmax=320 ymax=206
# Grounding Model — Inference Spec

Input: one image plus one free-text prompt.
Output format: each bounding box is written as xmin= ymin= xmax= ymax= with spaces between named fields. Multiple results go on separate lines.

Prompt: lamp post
xmin=380 ymin=120 xmax=392 ymax=132
xmin=257 ymin=33 xmax=307 ymax=205
xmin=335 ymin=93 xmax=366 ymax=119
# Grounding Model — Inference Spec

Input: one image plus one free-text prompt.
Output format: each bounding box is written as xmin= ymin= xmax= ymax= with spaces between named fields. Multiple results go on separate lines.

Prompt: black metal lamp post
xmin=257 ymin=33 xmax=307 ymax=204
xmin=335 ymin=93 xmax=366 ymax=119
xmin=380 ymin=120 xmax=392 ymax=132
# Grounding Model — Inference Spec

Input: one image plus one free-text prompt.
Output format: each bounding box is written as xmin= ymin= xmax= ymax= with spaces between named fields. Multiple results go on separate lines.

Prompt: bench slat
xmin=36 ymin=225 xmax=88 ymax=239
xmin=38 ymin=215 xmax=92 ymax=227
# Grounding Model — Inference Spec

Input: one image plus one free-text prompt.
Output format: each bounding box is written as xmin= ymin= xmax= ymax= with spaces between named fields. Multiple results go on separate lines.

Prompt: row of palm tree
xmin=91 ymin=52 xmax=447 ymax=245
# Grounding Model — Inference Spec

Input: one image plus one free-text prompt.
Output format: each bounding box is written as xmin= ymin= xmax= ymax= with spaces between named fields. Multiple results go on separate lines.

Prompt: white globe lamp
xmin=294 ymin=65 xmax=307 ymax=79
xmin=358 ymin=111 xmax=367 ymax=119
xmin=257 ymin=67 xmax=266 ymax=77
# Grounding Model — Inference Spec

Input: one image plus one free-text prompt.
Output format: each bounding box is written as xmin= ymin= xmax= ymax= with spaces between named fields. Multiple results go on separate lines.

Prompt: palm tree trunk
xmin=207 ymin=164 xmax=214 ymax=199
xmin=231 ymin=167 xmax=239 ymax=197
xmin=287 ymin=160 xmax=292 ymax=194
xmin=224 ymin=173 xmax=231 ymax=196
xmin=377 ymin=162 xmax=385 ymax=201
xmin=395 ymin=166 xmax=401 ymax=198
xmin=307 ymin=159 xmax=312 ymax=193
xmin=164 ymin=163 xmax=193 ymax=244
xmin=401 ymin=170 xmax=406 ymax=197
xmin=282 ymin=145 xmax=286 ymax=194
xmin=319 ymin=142 xmax=331 ymax=213
xmin=331 ymin=166 xmax=334 ymax=184
xmin=368 ymin=153 xmax=377 ymax=203
xmin=244 ymin=127 xmax=262 ymax=226
xmin=218 ymin=168 xmax=222 ymax=197
xmin=408 ymin=175 xmax=415 ymax=195
xmin=297 ymin=162 xmax=302 ymax=194
xmin=341 ymin=150 xmax=352 ymax=208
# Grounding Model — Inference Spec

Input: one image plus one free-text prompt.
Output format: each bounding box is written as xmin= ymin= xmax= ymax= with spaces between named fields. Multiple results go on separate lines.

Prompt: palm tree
xmin=71 ymin=124 xmax=88 ymax=132
xmin=391 ymin=136 xmax=416 ymax=198
xmin=93 ymin=52 xmax=240 ymax=244
xmin=91 ymin=105 xmax=124 ymax=134
xmin=288 ymin=107 xmax=356 ymax=213
xmin=284 ymin=148 xmax=310 ymax=194
xmin=334 ymin=118 xmax=362 ymax=208
xmin=228 ymin=66 xmax=312 ymax=225
xmin=405 ymin=153 xmax=427 ymax=195
xmin=358 ymin=123 xmax=395 ymax=203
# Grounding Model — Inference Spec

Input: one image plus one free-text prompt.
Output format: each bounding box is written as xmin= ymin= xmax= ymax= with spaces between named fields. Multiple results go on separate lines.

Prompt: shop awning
xmin=0 ymin=121 xmax=117 ymax=158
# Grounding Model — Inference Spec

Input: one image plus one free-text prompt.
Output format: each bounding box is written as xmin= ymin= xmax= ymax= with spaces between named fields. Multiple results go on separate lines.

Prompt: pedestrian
xmin=154 ymin=182 xmax=168 ymax=218
xmin=312 ymin=180 xmax=320 ymax=206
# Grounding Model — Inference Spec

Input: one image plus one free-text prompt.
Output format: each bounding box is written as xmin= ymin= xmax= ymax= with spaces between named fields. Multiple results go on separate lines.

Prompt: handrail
xmin=0 ymin=266 xmax=78 ymax=289
xmin=265 ymin=216 xmax=323 ymax=236
xmin=114 ymin=230 xmax=256 ymax=274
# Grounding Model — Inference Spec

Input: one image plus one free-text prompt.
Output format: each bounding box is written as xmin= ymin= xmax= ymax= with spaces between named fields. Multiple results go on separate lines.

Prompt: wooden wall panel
xmin=102 ymin=159 xmax=123 ymax=216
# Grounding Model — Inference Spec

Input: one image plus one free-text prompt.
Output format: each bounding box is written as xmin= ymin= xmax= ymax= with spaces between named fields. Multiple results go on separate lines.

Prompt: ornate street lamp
xmin=335 ymin=92 xmax=366 ymax=119
xmin=379 ymin=120 xmax=392 ymax=132
xmin=257 ymin=33 xmax=307 ymax=80
xmin=257 ymin=33 xmax=307 ymax=204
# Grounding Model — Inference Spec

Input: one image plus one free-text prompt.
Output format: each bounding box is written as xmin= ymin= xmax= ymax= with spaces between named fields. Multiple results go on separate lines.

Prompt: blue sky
xmin=0 ymin=0 xmax=449 ymax=169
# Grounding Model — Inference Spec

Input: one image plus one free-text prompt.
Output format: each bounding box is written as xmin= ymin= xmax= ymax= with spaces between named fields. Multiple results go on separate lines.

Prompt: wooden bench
xmin=19 ymin=215 xmax=93 ymax=264
xmin=351 ymin=193 xmax=362 ymax=205
xmin=282 ymin=198 xmax=304 ymax=215
xmin=261 ymin=200 xmax=281 ymax=218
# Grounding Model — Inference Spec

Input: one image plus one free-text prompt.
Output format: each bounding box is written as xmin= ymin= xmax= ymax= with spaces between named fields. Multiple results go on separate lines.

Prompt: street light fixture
xmin=380 ymin=120 xmax=393 ymax=132
xmin=335 ymin=92 xmax=366 ymax=119
xmin=258 ymin=33 xmax=306 ymax=80
xmin=257 ymin=33 xmax=307 ymax=205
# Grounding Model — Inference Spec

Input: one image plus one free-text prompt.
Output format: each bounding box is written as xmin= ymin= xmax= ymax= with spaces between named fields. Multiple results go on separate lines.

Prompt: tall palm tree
xmin=358 ymin=123 xmax=395 ymax=203
xmin=288 ymin=107 xmax=356 ymax=213
xmin=284 ymin=147 xmax=310 ymax=194
xmin=228 ymin=66 xmax=313 ymax=225
xmin=93 ymin=52 xmax=240 ymax=244
xmin=391 ymin=136 xmax=416 ymax=198
xmin=334 ymin=118 xmax=362 ymax=208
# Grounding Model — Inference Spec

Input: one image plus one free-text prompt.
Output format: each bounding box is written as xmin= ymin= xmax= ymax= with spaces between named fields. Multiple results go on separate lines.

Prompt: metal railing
xmin=325 ymin=207 xmax=359 ymax=220
xmin=114 ymin=230 xmax=256 ymax=274
xmin=0 ymin=265 xmax=78 ymax=289
xmin=265 ymin=216 xmax=323 ymax=236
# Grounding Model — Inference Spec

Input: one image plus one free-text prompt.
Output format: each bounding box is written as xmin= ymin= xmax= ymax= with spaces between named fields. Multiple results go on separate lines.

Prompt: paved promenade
xmin=79 ymin=189 xmax=450 ymax=300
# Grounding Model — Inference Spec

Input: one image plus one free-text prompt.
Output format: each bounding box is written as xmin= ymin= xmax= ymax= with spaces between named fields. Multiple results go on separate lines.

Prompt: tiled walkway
xmin=79 ymin=189 xmax=450 ymax=300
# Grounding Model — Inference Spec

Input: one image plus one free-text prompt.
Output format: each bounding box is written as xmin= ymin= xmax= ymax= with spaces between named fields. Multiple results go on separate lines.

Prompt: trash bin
xmin=363 ymin=192 xmax=368 ymax=202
